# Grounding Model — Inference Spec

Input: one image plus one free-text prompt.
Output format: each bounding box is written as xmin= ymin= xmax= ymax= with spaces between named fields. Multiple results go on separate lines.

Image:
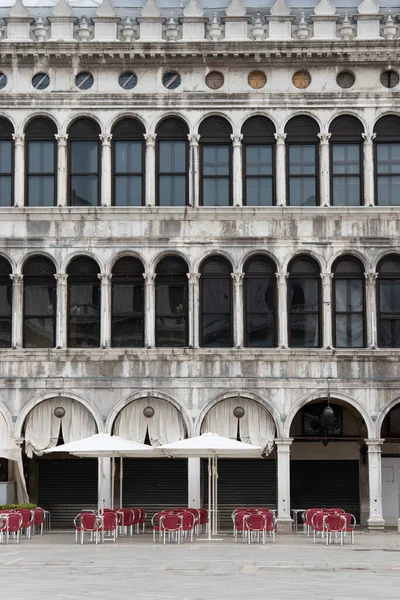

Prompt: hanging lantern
xmin=143 ymin=406 xmax=155 ymax=418
xmin=233 ymin=406 xmax=245 ymax=419
xmin=54 ymin=406 xmax=65 ymax=419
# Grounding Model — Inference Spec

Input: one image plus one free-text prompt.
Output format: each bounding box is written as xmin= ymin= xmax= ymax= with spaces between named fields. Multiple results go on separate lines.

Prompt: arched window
xmin=332 ymin=256 xmax=365 ymax=348
xmin=111 ymin=257 xmax=144 ymax=347
xmin=288 ymin=256 xmax=321 ymax=347
xmin=112 ymin=118 xmax=145 ymax=206
xmin=25 ymin=118 xmax=57 ymax=207
xmin=0 ymin=257 xmax=12 ymax=347
xmin=23 ymin=256 xmax=56 ymax=348
xmin=285 ymin=116 xmax=320 ymax=206
xmin=244 ymin=255 xmax=277 ymax=347
xmin=242 ymin=117 xmax=276 ymax=206
xmin=200 ymin=256 xmax=232 ymax=347
xmin=374 ymin=116 xmax=400 ymax=206
xmin=329 ymin=116 xmax=363 ymax=206
xmin=156 ymin=118 xmax=189 ymax=206
xmin=67 ymin=257 xmax=100 ymax=347
xmin=199 ymin=117 xmax=232 ymax=206
xmin=0 ymin=118 xmax=14 ymax=207
xmin=68 ymin=118 xmax=100 ymax=207
xmin=155 ymin=256 xmax=188 ymax=347
xmin=377 ymin=255 xmax=400 ymax=347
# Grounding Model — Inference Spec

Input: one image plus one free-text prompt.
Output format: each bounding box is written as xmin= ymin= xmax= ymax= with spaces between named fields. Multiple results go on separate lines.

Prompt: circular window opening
xmin=248 ymin=70 xmax=267 ymax=89
xmin=75 ymin=72 xmax=94 ymax=90
xmin=32 ymin=72 xmax=50 ymax=90
xmin=205 ymin=71 xmax=224 ymax=90
xmin=336 ymin=71 xmax=355 ymax=89
xmin=162 ymin=71 xmax=181 ymax=90
xmin=0 ymin=73 xmax=7 ymax=90
xmin=292 ymin=70 xmax=311 ymax=89
xmin=380 ymin=70 xmax=399 ymax=89
xmin=119 ymin=71 xmax=138 ymax=90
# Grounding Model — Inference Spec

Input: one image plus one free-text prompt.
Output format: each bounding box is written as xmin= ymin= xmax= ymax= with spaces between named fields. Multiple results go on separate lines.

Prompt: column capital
xmin=362 ymin=132 xmax=377 ymax=144
xmin=231 ymin=271 xmax=244 ymax=285
xmin=144 ymin=134 xmax=157 ymax=147
xmin=365 ymin=272 xmax=378 ymax=284
xmin=99 ymin=134 xmax=112 ymax=146
xmin=55 ymin=133 xmax=68 ymax=145
xmin=187 ymin=272 xmax=201 ymax=283
xmin=320 ymin=272 xmax=334 ymax=283
xmin=275 ymin=438 xmax=294 ymax=449
xmin=317 ymin=132 xmax=332 ymax=145
xmin=274 ymin=132 xmax=287 ymax=144
xmin=10 ymin=274 xmax=23 ymax=285
xmin=230 ymin=134 xmax=243 ymax=147
xmin=12 ymin=133 xmax=25 ymax=145
xmin=276 ymin=271 xmax=289 ymax=284
xmin=54 ymin=273 xmax=68 ymax=284
xmin=365 ymin=438 xmax=385 ymax=450
xmin=188 ymin=134 xmax=200 ymax=146
xmin=143 ymin=272 xmax=156 ymax=285
xmin=97 ymin=273 xmax=112 ymax=283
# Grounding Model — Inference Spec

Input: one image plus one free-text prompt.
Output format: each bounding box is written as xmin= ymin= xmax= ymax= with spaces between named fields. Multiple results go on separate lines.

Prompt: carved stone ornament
xmin=225 ymin=0 xmax=246 ymax=18
xmin=358 ymin=0 xmax=379 ymax=15
xmin=165 ymin=13 xmax=179 ymax=41
xmin=314 ymin=0 xmax=336 ymax=16
xmin=270 ymin=0 xmax=291 ymax=17
xmin=183 ymin=0 xmax=204 ymax=18
xmin=52 ymin=0 xmax=73 ymax=18
xmin=95 ymin=0 xmax=116 ymax=18
xmin=339 ymin=12 xmax=355 ymax=40
xmin=76 ymin=15 xmax=92 ymax=42
xmin=208 ymin=12 xmax=223 ymax=41
xmin=251 ymin=13 xmax=265 ymax=41
xmin=296 ymin=12 xmax=309 ymax=39
xmin=383 ymin=11 xmax=397 ymax=39
xmin=140 ymin=0 xmax=162 ymax=18
xmin=121 ymin=14 xmax=136 ymax=42
xmin=33 ymin=15 xmax=48 ymax=42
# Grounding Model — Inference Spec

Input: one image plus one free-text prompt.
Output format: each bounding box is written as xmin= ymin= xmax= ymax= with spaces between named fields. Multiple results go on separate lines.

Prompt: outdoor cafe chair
xmin=233 ymin=509 xmax=250 ymax=542
xmin=183 ymin=508 xmax=200 ymax=535
xmin=0 ymin=515 xmax=8 ymax=544
xmin=324 ymin=514 xmax=347 ymax=546
xmin=177 ymin=511 xmax=196 ymax=542
xmin=160 ymin=513 xmax=182 ymax=544
xmin=342 ymin=512 xmax=356 ymax=544
xmin=101 ymin=511 xmax=118 ymax=543
xmin=199 ymin=508 xmax=208 ymax=533
xmin=151 ymin=511 xmax=172 ymax=542
xmin=303 ymin=508 xmax=323 ymax=536
xmin=15 ymin=509 xmax=33 ymax=539
xmin=243 ymin=514 xmax=267 ymax=544
xmin=311 ymin=511 xmax=329 ymax=543
xmin=5 ymin=513 xmax=23 ymax=544
xmin=117 ymin=509 xmax=135 ymax=536
xmin=74 ymin=513 xmax=102 ymax=545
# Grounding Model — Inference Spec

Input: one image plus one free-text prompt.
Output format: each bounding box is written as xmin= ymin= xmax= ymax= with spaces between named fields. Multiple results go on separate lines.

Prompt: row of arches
xmin=0 ymin=253 xmax=399 ymax=349
xmin=0 ymin=113 xmax=399 ymax=206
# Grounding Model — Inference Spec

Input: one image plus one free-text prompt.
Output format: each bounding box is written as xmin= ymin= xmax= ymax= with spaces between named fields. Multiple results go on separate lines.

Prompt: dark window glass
xmin=289 ymin=258 xmax=320 ymax=347
xmin=376 ymin=144 xmax=400 ymax=206
xmin=244 ymin=257 xmax=276 ymax=347
xmin=158 ymin=141 xmax=187 ymax=206
xmin=23 ymin=257 xmax=56 ymax=348
xmin=202 ymin=145 xmax=230 ymax=207
xmin=27 ymin=141 xmax=55 ymax=207
xmin=200 ymin=257 xmax=232 ymax=347
xmin=111 ymin=257 xmax=144 ymax=347
xmin=0 ymin=258 xmax=11 ymax=347
xmin=0 ymin=140 xmax=12 ymax=207
xmin=114 ymin=141 xmax=142 ymax=206
xmin=288 ymin=145 xmax=317 ymax=206
xmin=67 ymin=258 xmax=100 ymax=347
xmin=68 ymin=119 xmax=100 ymax=207
xmin=378 ymin=256 xmax=400 ymax=347
xmin=331 ymin=144 xmax=361 ymax=206
xmin=155 ymin=257 xmax=188 ymax=347
xmin=333 ymin=258 xmax=365 ymax=348
xmin=244 ymin=146 xmax=273 ymax=206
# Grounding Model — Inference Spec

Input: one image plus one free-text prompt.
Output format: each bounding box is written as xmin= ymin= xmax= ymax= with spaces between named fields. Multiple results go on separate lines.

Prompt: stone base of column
xmin=276 ymin=517 xmax=293 ymax=534
xmin=367 ymin=517 xmax=385 ymax=530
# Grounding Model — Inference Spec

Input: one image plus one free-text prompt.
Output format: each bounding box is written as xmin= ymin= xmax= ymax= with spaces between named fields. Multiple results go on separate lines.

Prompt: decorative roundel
xmin=0 ymin=72 xmax=7 ymax=90
xmin=336 ymin=71 xmax=355 ymax=89
xmin=205 ymin=71 xmax=224 ymax=90
xmin=32 ymin=72 xmax=50 ymax=90
xmin=292 ymin=70 xmax=311 ymax=89
xmin=162 ymin=71 xmax=181 ymax=90
xmin=380 ymin=69 xmax=399 ymax=89
xmin=75 ymin=71 xmax=94 ymax=90
xmin=248 ymin=70 xmax=267 ymax=89
xmin=119 ymin=71 xmax=138 ymax=90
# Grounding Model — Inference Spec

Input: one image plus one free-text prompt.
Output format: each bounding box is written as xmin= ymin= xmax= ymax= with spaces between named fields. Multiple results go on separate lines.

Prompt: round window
xmin=380 ymin=70 xmax=399 ymax=89
xmin=32 ymin=73 xmax=50 ymax=90
xmin=0 ymin=73 xmax=7 ymax=90
xmin=75 ymin=72 xmax=94 ymax=90
xmin=292 ymin=70 xmax=311 ymax=89
xmin=205 ymin=71 xmax=224 ymax=90
xmin=248 ymin=70 xmax=267 ymax=89
xmin=162 ymin=71 xmax=181 ymax=90
xmin=119 ymin=71 xmax=138 ymax=90
xmin=336 ymin=71 xmax=355 ymax=89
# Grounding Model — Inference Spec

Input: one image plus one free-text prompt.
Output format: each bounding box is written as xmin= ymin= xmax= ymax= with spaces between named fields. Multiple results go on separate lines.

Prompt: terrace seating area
xmin=302 ymin=508 xmax=356 ymax=545
xmin=0 ymin=507 xmax=50 ymax=544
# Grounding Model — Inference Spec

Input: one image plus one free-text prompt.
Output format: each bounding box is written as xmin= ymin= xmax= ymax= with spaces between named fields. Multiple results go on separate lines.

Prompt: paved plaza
xmin=1 ymin=531 xmax=400 ymax=600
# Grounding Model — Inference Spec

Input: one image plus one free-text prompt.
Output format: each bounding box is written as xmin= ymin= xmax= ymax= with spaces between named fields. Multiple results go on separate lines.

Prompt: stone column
xmin=365 ymin=272 xmax=378 ymax=349
xmin=187 ymin=272 xmax=200 ymax=348
xmin=230 ymin=134 xmax=243 ymax=207
xmin=55 ymin=273 xmax=68 ymax=349
xmin=10 ymin=274 xmax=23 ymax=348
xmin=275 ymin=438 xmax=293 ymax=532
xmin=188 ymin=457 xmax=201 ymax=508
xmin=318 ymin=133 xmax=331 ymax=207
xmin=55 ymin=134 xmax=68 ymax=207
xmin=98 ymin=457 xmax=111 ymax=511
xmin=231 ymin=272 xmax=244 ymax=348
xmin=321 ymin=272 xmax=333 ymax=349
xmin=365 ymin=438 xmax=385 ymax=530
xmin=12 ymin=134 xmax=25 ymax=207
xmin=274 ymin=133 xmax=287 ymax=207
xmin=188 ymin=134 xmax=200 ymax=207
xmin=98 ymin=273 xmax=112 ymax=348
xmin=276 ymin=272 xmax=288 ymax=348
xmin=144 ymin=134 xmax=156 ymax=207
xmin=362 ymin=133 xmax=376 ymax=207
xmin=99 ymin=134 xmax=112 ymax=207
xmin=144 ymin=273 xmax=156 ymax=348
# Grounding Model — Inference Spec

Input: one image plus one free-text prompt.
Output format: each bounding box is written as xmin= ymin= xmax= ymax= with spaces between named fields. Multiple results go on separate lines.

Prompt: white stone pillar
xmin=10 ymin=274 xmax=23 ymax=348
xmin=144 ymin=272 xmax=156 ymax=348
xmin=99 ymin=134 xmax=112 ymax=207
xmin=321 ymin=272 xmax=333 ymax=349
xmin=231 ymin=272 xmax=244 ymax=348
xmin=362 ymin=133 xmax=376 ymax=207
xmin=230 ymin=134 xmax=243 ymax=207
xmin=55 ymin=273 xmax=68 ymax=349
xmin=187 ymin=272 xmax=200 ymax=348
xmin=98 ymin=273 xmax=112 ymax=348
xmin=55 ymin=134 xmax=68 ymax=207
xmin=275 ymin=438 xmax=293 ymax=532
xmin=12 ymin=134 xmax=25 ymax=207
xmin=274 ymin=133 xmax=287 ymax=207
xmin=276 ymin=272 xmax=288 ymax=348
xmin=318 ymin=133 xmax=331 ymax=207
xmin=188 ymin=134 xmax=200 ymax=207
xmin=365 ymin=438 xmax=385 ymax=530
xmin=188 ymin=457 xmax=201 ymax=508
xmin=98 ymin=457 xmax=112 ymax=511
xmin=144 ymin=134 xmax=156 ymax=207
xmin=365 ymin=272 xmax=378 ymax=349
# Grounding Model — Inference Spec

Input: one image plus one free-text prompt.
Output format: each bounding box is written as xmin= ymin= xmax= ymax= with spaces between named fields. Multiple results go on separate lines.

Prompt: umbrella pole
xmin=214 ymin=455 xmax=218 ymax=535
xmin=208 ymin=455 xmax=212 ymax=540
xmin=119 ymin=457 xmax=123 ymax=509
xmin=111 ymin=456 xmax=115 ymax=510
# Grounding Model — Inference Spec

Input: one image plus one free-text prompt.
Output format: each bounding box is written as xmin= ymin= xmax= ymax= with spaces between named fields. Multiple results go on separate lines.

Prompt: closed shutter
xmin=38 ymin=458 xmax=98 ymax=528
xmin=291 ymin=460 xmax=360 ymax=522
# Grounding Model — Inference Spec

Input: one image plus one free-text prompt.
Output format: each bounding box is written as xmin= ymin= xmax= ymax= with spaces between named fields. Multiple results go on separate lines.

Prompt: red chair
xmin=342 ymin=512 xmax=356 ymax=544
xmin=233 ymin=510 xmax=251 ymax=542
xmin=15 ymin=509 xmax=33 ymax=539
xmin=74 ymin=513 xmax=102 ymax=545
xmin=5 ymin=513 xmax=23 ymax=544
xmin=0 ymin=515 xmax=8 ymax=544
xmin=101 ymin=511 xmax=118 ymax=543
xmin=184 ymin=508 xmax=200 ymax=535
xmin=32 ymin=507 xmax=50 ymax=535
xmin=199 ymin=508 xmax=208 ymax=533
xmin=178 ymin=511 xmax=195 ymax=542
xmin=160 ymin=514 xmax=182 ymax=544
xmin=303 ymin=508 xmax=323 ymax=536
xmin=151 ymin=511 xmax=172 ymax=542
xmin=324 ymin=514 xmax=346 ymax=545
xmin=137 ymin=508 xmax=146 ymax=533
xmin=243 ymin=514 xmax=267 ymax=544
xmin=323 ymin=508 xmax=345 ymax=515
xmin=264 ymin=511 xmax=276 ymax=543
xmin=117 ymin=509 xmax=135 ymax=536
xmin=311 ymin=511 xmax=329 ymax=543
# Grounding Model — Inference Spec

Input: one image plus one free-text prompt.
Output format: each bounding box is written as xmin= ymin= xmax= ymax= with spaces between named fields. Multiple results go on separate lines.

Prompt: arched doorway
xmin=289 ymin=397 xmax=368 ymax=523
xmin=380 ymin=402 xmax=400 ymax=526
xmin=22 ymin=397 xmax=98 ymax=527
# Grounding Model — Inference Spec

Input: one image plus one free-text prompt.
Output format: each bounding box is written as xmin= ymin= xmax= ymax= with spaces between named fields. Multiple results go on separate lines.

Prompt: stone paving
xmin=1 ymin=531 xmax=400 ymax=600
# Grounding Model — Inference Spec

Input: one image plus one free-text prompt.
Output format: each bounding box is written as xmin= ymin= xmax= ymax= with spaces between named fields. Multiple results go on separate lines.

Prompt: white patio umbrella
xmin=44 ymin=433 xmax=158 ymax=510
xmin=159 ymin=432 xmax=262 ymax=540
